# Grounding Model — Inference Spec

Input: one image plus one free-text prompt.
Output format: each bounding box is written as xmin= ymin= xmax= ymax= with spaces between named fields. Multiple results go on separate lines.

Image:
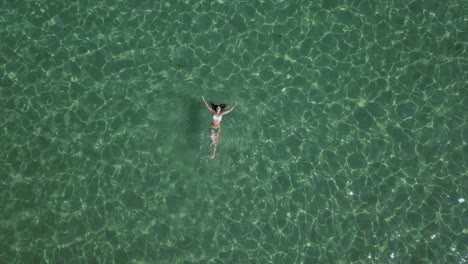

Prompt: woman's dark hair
xmin=210 ymin=102 xmax=227 ymax=111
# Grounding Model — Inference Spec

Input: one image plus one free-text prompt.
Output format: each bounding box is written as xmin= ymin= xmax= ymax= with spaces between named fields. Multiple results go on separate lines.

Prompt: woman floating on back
xmin=202 ymin=96 xmax=238 ymax=159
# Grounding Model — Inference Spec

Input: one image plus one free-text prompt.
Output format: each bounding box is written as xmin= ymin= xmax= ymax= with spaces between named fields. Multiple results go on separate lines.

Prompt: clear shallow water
xmin=1 ymin=0 xmax=467 ymax=263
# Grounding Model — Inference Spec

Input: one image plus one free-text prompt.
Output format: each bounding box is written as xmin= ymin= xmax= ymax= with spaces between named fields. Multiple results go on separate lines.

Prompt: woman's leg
xmin=209 ymin=128 xmax=215 ymax=154
xmin=211 ymin=128 xmax=221 ymax=159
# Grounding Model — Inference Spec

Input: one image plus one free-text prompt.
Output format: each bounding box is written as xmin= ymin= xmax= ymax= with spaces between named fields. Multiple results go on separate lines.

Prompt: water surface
xmin=1 ymin=0 xmax=467 ymax=263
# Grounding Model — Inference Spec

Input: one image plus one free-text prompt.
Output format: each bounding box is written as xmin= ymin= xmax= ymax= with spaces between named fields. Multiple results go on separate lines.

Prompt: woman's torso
xmin=212 ymin=114 xmax=222 ymax=127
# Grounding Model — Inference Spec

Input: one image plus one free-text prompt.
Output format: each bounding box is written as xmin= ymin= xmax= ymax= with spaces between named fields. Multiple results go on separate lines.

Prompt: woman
xmin=202 ymin=96 xmax=238 ymax=159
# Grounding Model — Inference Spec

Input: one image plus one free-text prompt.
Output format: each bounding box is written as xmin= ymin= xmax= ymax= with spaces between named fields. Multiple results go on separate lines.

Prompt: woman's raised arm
xmin=202 ymin=96 xmax=216 ymax=114
xmin=222 ymin=102 xmax=238 ymax=115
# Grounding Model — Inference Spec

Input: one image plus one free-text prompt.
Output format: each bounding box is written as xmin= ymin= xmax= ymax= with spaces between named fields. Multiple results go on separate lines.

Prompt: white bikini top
xmin=213 ymin=115 xmax=222 ymax=121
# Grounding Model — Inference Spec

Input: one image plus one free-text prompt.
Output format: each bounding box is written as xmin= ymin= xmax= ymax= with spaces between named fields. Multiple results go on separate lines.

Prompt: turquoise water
xmin=1 ymin=0 xmax=467 ymax=263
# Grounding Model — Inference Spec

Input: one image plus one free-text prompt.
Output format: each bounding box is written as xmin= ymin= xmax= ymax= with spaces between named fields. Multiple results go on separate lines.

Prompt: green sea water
xmin=1 ymin=0 xmax=467 ymax=263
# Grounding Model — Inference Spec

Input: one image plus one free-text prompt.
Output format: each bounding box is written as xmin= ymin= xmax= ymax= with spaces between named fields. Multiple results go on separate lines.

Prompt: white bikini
xmin=212 ymin=115 xmax=222 ymax=121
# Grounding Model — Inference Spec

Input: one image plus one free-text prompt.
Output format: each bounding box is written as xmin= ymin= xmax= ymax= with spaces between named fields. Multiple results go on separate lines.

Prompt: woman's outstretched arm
xmin=222 ymin=102 xmax=238 ymax=115
xmin=202 ymin=96 xmax=216 ymax=114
